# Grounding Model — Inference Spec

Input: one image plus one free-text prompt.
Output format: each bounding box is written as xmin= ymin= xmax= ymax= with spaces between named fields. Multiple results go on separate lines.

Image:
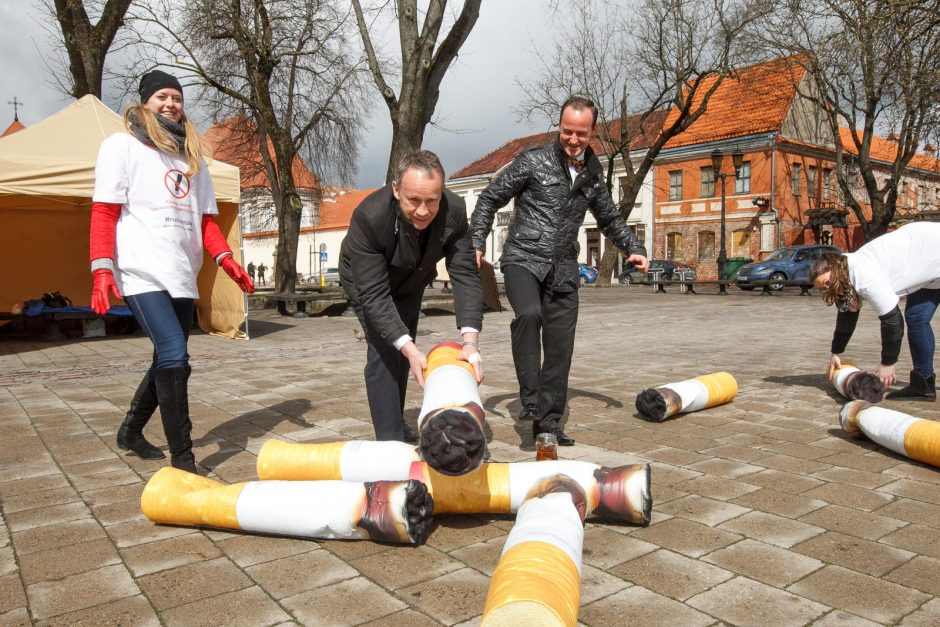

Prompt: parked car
xmin=618 ymin=259 xmax=695 ymax=284
xmin=735 ymin=245 xmax=839 ymax=291
xmin=579 ymin=264 xmax=598 ymax=285
xmin=302 ymin=267 xmax=342 ymax=286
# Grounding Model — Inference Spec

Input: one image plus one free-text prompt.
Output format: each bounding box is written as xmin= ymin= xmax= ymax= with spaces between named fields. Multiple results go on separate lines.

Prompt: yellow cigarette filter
xmin=257 ymin=439 xmax=420 ymax=482
xmin=840 ymin=400 xmax=940 ymax=468
xmin=418 ymin=342 xmax=487 ymax=476
xmin=635 ymin=372 xmax=738 ymax=422
xmin=829 ymin=358 xmax=884 ymax=402
xmin=141 ymin=467 xmax=434 ymax=544
xmin=482 ymin=475 xmax=587 ymax=627
xmin=257 ymin=440 xmax=650 ymax=524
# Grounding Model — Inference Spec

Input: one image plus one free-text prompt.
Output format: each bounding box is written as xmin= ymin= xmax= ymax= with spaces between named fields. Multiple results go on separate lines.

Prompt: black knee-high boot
xmin=154 ymin=366 xmax=198 ymax=473
xmin=116 ymin=372 xmax=165 ymax=459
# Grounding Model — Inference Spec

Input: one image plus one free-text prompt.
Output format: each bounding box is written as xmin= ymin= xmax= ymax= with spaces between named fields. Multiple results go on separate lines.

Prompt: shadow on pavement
xmin=198 ymin=399 xmax=313 ymax=470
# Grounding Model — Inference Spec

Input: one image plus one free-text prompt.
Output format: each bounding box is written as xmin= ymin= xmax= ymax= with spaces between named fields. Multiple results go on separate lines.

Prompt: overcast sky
xmin=0 ymin=1 xmax=556 ymax=188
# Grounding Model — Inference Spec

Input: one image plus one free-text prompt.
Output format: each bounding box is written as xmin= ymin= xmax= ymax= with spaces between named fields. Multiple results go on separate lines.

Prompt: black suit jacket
xmin=339 ymin=186 xmax=483 ymax=346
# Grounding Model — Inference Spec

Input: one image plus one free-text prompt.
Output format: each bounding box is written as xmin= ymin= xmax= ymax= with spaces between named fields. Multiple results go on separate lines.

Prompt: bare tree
xmin=756 ymin=0 xmax=940 ymax=240
xmin=351 ymin=0 xmax=482 ymax=182
xmin=518 ymin=0 xmax=759 ymax=284
xmin=129 ymin=0 xmax=370 ymax=297
xmin=40 ymin=0 xmax=133 ymax=99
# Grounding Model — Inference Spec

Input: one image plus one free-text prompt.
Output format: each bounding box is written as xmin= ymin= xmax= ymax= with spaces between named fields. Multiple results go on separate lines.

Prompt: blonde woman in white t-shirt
xmin=810 ymin=222 xmax=940 ymax=401
xmin=89 ymin=70 xmax=255 ymax=474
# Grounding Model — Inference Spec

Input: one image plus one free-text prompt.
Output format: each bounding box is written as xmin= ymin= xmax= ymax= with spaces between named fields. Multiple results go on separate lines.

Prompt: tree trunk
xmin=52 ymin=0 xmax=131 ymax=99
xmin=385 ymin=114 xmax=426 ymax=183
xmin=596 ymin=246 xmax=620 ymax=287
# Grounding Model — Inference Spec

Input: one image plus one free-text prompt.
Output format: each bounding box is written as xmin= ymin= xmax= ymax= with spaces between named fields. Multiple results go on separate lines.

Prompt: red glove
xmin=221 ymin=256 xmax=255 ymax=293
xmin=91 ymin=269 xmax=121 ymax=314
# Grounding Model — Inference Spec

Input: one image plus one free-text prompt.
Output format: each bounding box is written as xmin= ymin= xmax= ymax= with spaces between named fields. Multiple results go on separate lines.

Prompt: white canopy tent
xmin=0 ymin=95 xmax=248 ymax=339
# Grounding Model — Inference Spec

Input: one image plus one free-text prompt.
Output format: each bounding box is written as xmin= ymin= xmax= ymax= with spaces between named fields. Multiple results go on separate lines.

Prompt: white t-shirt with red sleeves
xmin=93 ymin=132 xmax=218 ymax=299
xmin=846 ymin=222 xmax=940 ymax=316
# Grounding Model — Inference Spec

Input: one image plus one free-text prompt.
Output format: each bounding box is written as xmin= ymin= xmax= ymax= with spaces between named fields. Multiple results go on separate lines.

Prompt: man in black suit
xmin=340 ymin=150 xmax=484 ymax=442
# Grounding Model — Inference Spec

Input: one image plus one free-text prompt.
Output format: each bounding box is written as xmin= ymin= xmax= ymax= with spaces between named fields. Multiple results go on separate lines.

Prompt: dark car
xmin=735 ymin=245 xmax=839 ymax=291
xmin=579 ymin=264 xmax=598 ymax=286
xmin=618 ymin=259 xmax=695 ymax=284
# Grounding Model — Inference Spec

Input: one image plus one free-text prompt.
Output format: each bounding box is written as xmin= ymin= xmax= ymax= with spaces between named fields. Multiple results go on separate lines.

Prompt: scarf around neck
xmin=127 ymin=108 xmax=187 ymax=153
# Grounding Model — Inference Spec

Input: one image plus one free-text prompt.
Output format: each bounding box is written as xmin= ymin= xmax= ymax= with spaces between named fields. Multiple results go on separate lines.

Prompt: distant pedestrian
xmin=247 ymin=261 xmax=256 ymax=282
xmin=257 ymin=263 xmax=267 ymax=285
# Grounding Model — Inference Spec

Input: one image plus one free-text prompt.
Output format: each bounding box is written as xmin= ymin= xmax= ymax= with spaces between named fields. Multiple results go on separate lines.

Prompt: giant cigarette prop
xmin=840 ymin=400 xmax=940 ymax=468
xmin=829 ymin=358 xmax=884 ymax=402
xmin=635 ymin=372 xmax=738 ymax=422
xmin=141 ymin=467 xmax=434 ymax=544
xmin=257 ymin=440 xmax=652 ymax=525
xmin=418 ymin=342 xmax=486 ymax=475
xmin=482 ymin=475 xmax=587 ymax=627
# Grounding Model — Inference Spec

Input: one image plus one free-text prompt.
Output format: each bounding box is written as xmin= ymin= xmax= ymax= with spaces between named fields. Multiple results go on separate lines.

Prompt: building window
xmin=823 ymin=168 xmax=833 ymax=200
xmin=901 ymin=181 xmax=910 ymax=208
xmin=734 ymin=162 xmax=751 ymax=194
xmin=666 ymin=232 xmax=683 ymax=261
xmin=791 ymin=163 xmax=801 ymax=196
xmin=807 ymin=166 xmax=817 ymax=199
xmin=700 ymin=167 xmax=716 ymax=197
xmin=697 ymin=231 xmax=715 ymax=260
xmin=669 ymin=171 xmax=683 ymax=200
xmin=732 ymin=229 xmax=751 ymax=257
xmin=629 ymin=224 xmax=646 ymax=245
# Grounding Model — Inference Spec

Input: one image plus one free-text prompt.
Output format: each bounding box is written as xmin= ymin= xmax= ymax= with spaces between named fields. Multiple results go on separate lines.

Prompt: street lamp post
xmin=710 ymin=148 xmax=744 ymax=295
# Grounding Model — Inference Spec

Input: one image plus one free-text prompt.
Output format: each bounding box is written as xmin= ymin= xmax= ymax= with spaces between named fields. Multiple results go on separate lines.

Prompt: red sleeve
xmin=201 ymin=215 xmax=232 ymax=260
xmin=90 ymin=202 xmax=121 ymax=261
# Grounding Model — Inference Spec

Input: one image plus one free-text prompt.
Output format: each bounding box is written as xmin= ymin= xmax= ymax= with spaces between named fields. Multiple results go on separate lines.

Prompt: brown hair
xmin=810 ymin=251 xmax=852 ymax=306
xmin=393 ymin=150 xmax=445 ymax=184
xmin=122 ymin=103 xmax=205 ymax=177
xmin=560 ymin=95 xmax=599 ymax=126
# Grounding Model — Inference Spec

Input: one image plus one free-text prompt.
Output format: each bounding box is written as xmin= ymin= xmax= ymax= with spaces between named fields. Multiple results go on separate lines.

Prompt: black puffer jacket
xmin=470 ymin=139 xmax=645 ymax=292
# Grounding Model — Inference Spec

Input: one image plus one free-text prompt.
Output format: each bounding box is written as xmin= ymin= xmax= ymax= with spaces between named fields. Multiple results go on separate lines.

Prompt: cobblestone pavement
xmin=1 ymin=285 xmax=939 ymax=626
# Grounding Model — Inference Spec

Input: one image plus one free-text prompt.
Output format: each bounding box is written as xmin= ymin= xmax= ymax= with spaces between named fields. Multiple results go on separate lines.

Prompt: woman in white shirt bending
xmin=89 ymin=70 xmax=255 ymax=473
xmin=810 ymin=222 xmax=940 ymax=401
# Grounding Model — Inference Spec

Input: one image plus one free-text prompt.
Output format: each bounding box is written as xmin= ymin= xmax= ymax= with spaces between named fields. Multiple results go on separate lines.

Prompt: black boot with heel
xmin=154 ymin=365 xmax=198 ymax=473
xmin=116 ymin=373 xmax=165 ymax=460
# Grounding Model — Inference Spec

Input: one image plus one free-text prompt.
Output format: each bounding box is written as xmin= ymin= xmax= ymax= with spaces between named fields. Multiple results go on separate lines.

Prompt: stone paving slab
xmin=1 ymin=286 xmax=939 ymax=625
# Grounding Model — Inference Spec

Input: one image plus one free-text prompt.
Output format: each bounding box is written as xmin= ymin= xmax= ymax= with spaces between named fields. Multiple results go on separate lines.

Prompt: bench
xmin=1 ymin=306 xmax=134 ymax=340
xmin=266 ymin=290 xmax=346 ymax=317
xmin=642 ymin=278 xmax=814 ymax=296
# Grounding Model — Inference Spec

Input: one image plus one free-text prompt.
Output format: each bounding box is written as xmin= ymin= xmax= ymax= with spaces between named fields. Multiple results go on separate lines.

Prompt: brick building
xmin=652 ymin=57 xmax=940 ymax=279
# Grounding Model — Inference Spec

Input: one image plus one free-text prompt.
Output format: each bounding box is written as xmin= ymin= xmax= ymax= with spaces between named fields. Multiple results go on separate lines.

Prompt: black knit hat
xmin=138 ymin=70 xmax=183 ymax=104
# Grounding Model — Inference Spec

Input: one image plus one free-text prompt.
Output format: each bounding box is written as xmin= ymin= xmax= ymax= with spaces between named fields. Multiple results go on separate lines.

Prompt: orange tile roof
xmin=663 ymin=57 xmax=805 ymax=149
xmin=1 ymin=119 xmax=25 ymax=138
xmin=776 ymin=130 xmax=940 ymax=176
xmin=837 ymin=128 xmax=940 ymax=175
xmin=450 ymin=110 xmax=669 ymax=180
xmin=203 ymin=116 xmax=320 ymax=190
xmin=243 ymin=187 xmax=378 ymax=239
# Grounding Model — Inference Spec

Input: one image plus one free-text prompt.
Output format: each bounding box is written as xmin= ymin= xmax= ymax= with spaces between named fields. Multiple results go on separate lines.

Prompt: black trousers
xmin=355 ymin=291 xmax=423 ymax=441
xmin=503 ymin=264 xmax=579 ymax=430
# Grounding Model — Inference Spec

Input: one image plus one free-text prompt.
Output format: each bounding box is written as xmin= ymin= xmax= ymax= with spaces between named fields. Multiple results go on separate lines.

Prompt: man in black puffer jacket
xmin=470 ymin=96 xmax=648 ymax=446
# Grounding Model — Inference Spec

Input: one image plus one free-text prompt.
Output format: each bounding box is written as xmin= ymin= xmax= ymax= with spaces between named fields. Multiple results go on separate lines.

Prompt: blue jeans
xmin=125 ymin=291 xmax=194 ymax=370
xmin=904 ymin=288 xmax=940 ymax=376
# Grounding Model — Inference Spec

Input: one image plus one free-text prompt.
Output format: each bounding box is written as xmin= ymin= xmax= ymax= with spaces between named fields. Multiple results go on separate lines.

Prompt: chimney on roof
xmin=924 ymin=143 xmax=937 ymax=156
xmin=887 ymin=133 xmax=900 ymax=142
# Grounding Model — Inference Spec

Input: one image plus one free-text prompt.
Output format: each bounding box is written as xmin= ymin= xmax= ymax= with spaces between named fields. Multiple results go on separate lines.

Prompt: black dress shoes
xmin=533 ymin=423 xmax=575 ymax=446
xmin=402 ymin=422 xmax=419 ymax=444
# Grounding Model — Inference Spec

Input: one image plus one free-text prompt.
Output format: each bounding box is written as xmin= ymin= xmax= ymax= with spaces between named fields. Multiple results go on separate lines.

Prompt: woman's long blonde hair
xmin=123 ymin=103 xmax=205 ymax=177
xmin=810 ymin=251 xmax=852 ymax=307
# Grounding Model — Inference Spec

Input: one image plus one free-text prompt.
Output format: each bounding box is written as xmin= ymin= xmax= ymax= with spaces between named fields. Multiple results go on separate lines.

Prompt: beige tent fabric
xmin=0 ymin=95 xmax=248 ymax=339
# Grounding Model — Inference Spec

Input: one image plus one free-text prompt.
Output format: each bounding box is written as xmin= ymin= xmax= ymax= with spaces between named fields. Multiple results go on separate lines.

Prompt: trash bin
xmin=722 ymin=257 xmax=752 ymax=281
